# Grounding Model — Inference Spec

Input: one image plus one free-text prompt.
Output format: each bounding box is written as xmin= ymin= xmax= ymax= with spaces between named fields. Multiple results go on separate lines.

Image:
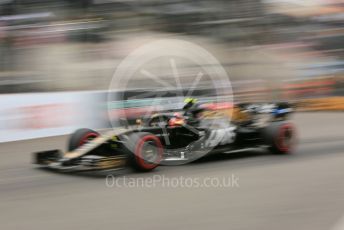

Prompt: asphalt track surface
xmin=1 ymin=112 xmax=344 ymax=230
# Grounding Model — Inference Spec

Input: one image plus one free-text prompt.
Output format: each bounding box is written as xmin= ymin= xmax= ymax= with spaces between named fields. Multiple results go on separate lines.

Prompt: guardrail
xmin=0 ymin=91 xmax=105 ymax=142
xmin=297 ymin=97 xmax=344 ymax=111
xmin=0 ymin=87 xmax=342 ymax=142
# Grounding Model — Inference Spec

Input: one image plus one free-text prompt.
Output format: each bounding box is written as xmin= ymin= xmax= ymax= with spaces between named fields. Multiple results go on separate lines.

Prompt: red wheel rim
xmin=78 ymin=132 xmax=99 ymax=146
xmin=276 ymin=124 xmax=295 ymax=153
xmin=135 ymin=135 xmax=163 ymax=170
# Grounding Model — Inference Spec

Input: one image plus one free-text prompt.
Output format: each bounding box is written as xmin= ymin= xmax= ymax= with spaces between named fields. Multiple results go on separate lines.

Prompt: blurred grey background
xmin=0 ymin=0 xmax=342 ymax=98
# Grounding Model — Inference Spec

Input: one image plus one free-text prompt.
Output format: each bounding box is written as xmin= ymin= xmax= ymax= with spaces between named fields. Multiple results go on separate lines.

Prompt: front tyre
xmin=125 ymin=132 xmax=163 ymax=172
xmin=68 ymin=128 xmax=100 ymax=151
xmin=264 ymin=121 xmax=296 ymax=154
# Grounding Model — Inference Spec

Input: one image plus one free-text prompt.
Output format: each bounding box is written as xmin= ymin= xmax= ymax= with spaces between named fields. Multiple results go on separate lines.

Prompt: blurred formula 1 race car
xmin=33 ymin=99 xmax=296 ymax=173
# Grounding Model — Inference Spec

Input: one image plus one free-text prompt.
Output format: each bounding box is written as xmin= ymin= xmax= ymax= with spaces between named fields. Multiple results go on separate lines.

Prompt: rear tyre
xmin=68 ymin=128 xmax=100 ymax=151
xmin=125 ymin=132 xmax=163 ymax=172
xmin=264 ymin=121 xmax=296 ymax=154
